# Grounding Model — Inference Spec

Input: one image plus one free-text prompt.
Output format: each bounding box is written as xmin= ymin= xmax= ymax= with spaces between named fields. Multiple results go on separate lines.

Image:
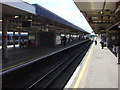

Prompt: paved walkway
xmin=65 ymin=42 xmax=118 ymax=88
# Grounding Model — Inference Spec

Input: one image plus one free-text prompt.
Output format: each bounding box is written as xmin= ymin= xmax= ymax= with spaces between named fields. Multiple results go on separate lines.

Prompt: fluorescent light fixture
xmin=61 ymin=34 xmax=64 ymax=36
xmin=7 ymin=32 xmax=13 ymax=34
xmin=15 ymin=32 xmax=18 ymax=34
xmin=28 ymin=19 xmax=32 ymax=21
xmin=0 ymin=20 xmax=2 ymax=22
xmin=21 ymin=32 xmax=28 ymax=34
xmin=94 ymin=21 xmax=98 ymax=22
xmin=16 ymin=27 xmax=22 ymax=29
xmin=15 ymin=16 xmax=19 ymax=18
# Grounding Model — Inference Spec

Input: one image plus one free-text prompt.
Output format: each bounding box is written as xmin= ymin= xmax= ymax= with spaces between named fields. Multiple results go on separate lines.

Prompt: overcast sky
xmin=23 ymin=0 xmax=93 ymax=34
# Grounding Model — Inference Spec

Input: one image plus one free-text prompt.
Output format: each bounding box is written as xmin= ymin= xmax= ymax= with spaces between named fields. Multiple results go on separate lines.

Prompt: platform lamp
xmin=117 ymin=24 xmax=120 ymax=64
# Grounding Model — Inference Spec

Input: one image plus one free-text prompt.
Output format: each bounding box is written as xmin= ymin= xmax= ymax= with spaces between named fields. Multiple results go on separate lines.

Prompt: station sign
xmin=29 ymin=36 xmax=35 ymax=40
xmin=105 ymin=10 xmax=110 ymax=16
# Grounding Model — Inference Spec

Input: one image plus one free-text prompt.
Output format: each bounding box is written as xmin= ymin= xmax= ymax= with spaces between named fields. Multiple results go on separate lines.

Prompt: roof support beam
xmin=106 ymin=21 xmax=120 ymax=31
xmin=113 ymin=1 xmax=120 ymax=13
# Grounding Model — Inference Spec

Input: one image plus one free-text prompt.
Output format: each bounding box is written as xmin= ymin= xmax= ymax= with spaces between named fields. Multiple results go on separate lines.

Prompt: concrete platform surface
xmin=1 ymin=40 xmax=86 ymax=73
xmin=65 ymin=42 xmax=118 ymax=88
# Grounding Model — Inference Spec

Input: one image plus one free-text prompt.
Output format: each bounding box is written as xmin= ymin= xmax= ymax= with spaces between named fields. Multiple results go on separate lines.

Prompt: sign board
xmin=29 ymin=36 xmax=35 ymax=40
xmin=56 ymin=35 xmax=61 ymax=45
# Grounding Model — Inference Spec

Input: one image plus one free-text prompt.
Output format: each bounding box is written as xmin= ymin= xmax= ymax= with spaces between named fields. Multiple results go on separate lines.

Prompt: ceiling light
xmin=15 ymin=16 xmax=19 ymax=18
xmin=28 ymin=19 xmax=32 ymax=21
xmin=101 ymin=12 xmax=103 ymax=14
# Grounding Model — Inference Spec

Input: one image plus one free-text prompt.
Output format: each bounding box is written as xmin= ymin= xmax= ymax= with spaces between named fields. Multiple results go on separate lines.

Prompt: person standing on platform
xmin=100 ymin=40 xmax=104 ymax=49
xmin=62 ymin=36 xmax=67 ymax=46
xmin=20 ymin=40 xmax=25 ymax=48
xmin=28 ymin=40 xmax=32 ymax=47
xmin=95 ymin=40 xmax=97 ymax=45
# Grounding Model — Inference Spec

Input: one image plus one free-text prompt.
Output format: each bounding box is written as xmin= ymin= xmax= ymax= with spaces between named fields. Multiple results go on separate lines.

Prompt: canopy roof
xmin=74 ymin=0 xmax=120 ymax=34
xmin=33 ymin=4 xmax=89 ymax=33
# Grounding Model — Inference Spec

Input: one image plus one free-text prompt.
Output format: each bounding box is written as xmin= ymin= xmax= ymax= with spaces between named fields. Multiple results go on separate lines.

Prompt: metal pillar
xmin=35 ymin=30 xmax=38 ymax=46
xmin=2 ymin=20 xmax=8 ymax=59
xmin=117 ymin=29 xmax=120 ymax=64
xmin=118 ymin=46 xmax=120 ymax=64
xmin=18 ymin=31 xmax=21 ymax=48
xmin=117 ymin=26 xmax=120 ymax=64
xmin=13 ymin=30 xmax=15 ymax=49
xmin=106 ymin=31 xmax=109 ymax=47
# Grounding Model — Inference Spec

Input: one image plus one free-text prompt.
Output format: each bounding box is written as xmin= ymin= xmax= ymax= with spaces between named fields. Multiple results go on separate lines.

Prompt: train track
xmin=3 ymin=40 xmax=92 ymax=89
xmin=26 ymin=41 xmax=92 ymax=89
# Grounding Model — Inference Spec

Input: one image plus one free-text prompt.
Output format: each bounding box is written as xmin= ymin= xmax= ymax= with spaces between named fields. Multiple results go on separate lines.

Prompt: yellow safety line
xmin=4 ymin=55 xmax=35 ymax=65
xmin=0 ymin=56 xmax=39 ymax=71
xmin=73 ymin=44 xmax=94 ymax=89
xmin=0 ymin=49 xmax=60 ymax=72
xmin=0 ymin=41 xmax=88 ymax=72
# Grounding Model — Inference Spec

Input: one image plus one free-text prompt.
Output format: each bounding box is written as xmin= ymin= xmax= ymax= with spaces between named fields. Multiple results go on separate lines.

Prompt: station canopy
xmin=1 ymin=0 xmax=89 ymax=34
xmin=74 ymin=0 xmax=120 ymax=34
xmin=33 ymin=4 xmax=88 ymax=33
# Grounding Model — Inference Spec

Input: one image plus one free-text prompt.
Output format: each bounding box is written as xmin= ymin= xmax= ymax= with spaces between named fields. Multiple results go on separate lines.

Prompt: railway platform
xmin=1 ymin=40 xmax=87 ymax=73
xmin=65 ymin=41 xmax=118 ymax=88
xmin=1 ymin=0 xmax=120 ymax=89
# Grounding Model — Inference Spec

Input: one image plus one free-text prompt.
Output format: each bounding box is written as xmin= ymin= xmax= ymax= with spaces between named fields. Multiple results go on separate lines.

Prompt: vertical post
xmin=118 ymin=46 xmax=120 ymax=64
xmin=0 ymin=4 xmax=2 ymax=90
xmin=13 ymin=30 xmax=15 ymax=49
xmin=118 ymin=26 xmax=120 ymax=90
xmin=106 ymin=31 xmax=109 ymax=47
xmin=35 ymin=30 xmax=38 ymax=46
xmin=2 ymin=18 xmax=8 ymax=59
xmin=117 ymin=25 xmax=120 ymax=64
xmin=18 ymin=30 xmax=21 ymax=48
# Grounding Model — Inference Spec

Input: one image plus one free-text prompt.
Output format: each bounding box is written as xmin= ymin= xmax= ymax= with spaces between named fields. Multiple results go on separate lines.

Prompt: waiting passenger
xmin=78 ymin=37 xmax=81 ymax=41
xmin=62 ymin=36 xmax=67 ymax=46
xmin=100 ymin=40 xmax=104 ymax=49
xmin=20 ymin=40 xmax=22 ymax=48
xmin=20 ymin=40 xmax=25 ymax=48
xmin=95 ymin=40 xmax=97 ymax=45
xmin=28 ymin=40 xmax=32 ymax=47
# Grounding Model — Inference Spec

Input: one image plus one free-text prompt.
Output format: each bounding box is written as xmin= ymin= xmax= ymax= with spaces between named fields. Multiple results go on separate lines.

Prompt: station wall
xmin=29 ymin=31 xmax=56 ymax=47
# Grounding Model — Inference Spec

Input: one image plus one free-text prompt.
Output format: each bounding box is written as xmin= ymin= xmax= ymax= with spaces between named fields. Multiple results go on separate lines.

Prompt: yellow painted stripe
xmin=0 ymin=41 xmax=88 ymax=72
xmin=1 ymin=56 xmax=39 ymax=71
xmin=0 ymin=50 xmax=59 ymax=72
xmin=73 ymin=44 xmax=94 ymax=88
